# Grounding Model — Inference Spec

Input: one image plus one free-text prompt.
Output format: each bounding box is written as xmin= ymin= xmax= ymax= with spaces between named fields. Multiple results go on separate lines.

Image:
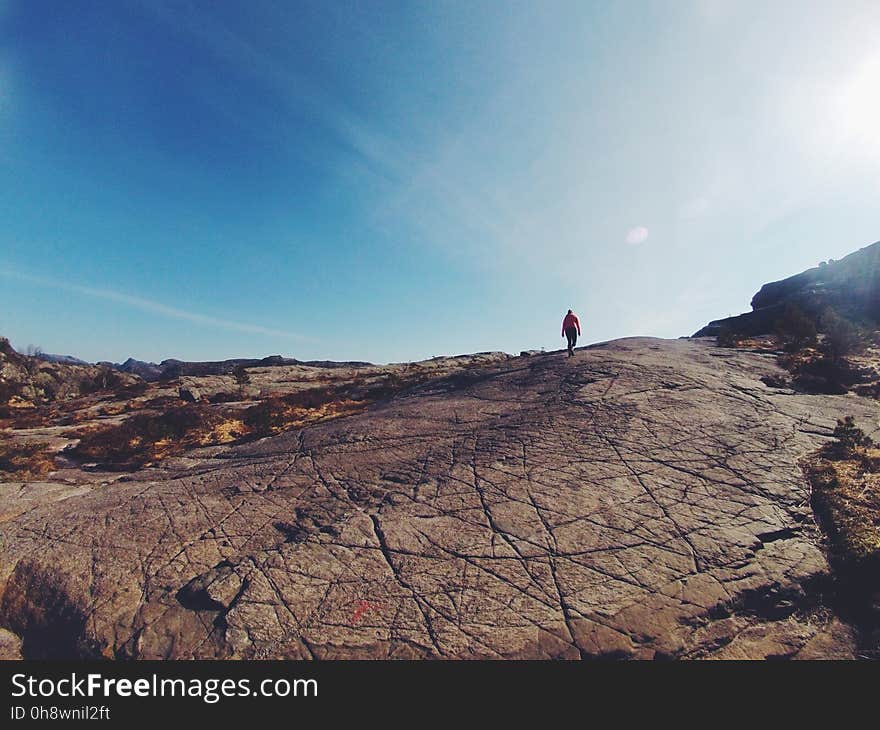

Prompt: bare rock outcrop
xmin=693 ymin=240 xmax=880 ymax=338
xmin=1 ymin=338 xmax=876 ymax=659
xmin=0 ymin=338 xmax=140 ymax=406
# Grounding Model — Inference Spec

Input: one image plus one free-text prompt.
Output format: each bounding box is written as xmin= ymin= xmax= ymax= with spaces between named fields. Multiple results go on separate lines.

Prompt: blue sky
xmin=1 ymin=1 xmax=879 ymax=364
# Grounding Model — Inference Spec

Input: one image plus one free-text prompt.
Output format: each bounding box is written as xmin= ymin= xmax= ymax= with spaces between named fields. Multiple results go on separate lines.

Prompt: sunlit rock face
xmin=2 ymin=337 xmax=874 ymax=659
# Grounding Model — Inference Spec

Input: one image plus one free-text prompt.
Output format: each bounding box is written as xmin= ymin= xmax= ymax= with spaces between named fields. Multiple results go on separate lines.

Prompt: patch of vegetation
xmin=804 ymin=416 xmax=880 ymax=656
xmin=716 ymin=326 xmax=742 ymax=348
xmin=774 ymin=304 xmax=818 ymax=353
xmin=760 ymin=373 xmax=790 ymax=389
xmin=57 ymin=361 xmax=481 ymax=471
xmin=4 ymin=407 xmax=46 ymax=429
xmin=68 ymin=383 xmax=373 ymax=468
xmin=807 ymin=449 xmax=880 ymax=570
xmin=141 ymin=395 xmax=182 ymax=410
xmin=32 ymin=372 xmax=61 ymax=401
xmin=833 ymin=416 xmax=874 ymax=451
xmin=243 ymin=390 xmax=366 ymax=438
xmin=233 ymin=365 xmax=251 ymax=396
xmin=69 ymin=404 xmax=225 ymax=470
xmin=788 ymin=355 xmax=864 ymax=395
xmin=0 ymin=380 xmax=19 ymax=419
xmin=242 ymin=398 xmax=290 ymax=436
xmin=820 ymin=308 xmax=863 ymax=363
xmin=0 ymin=440 xmax=55 ymax=480
xmin=355 ymin=370 xmax=439 ymax=400
xmin=773 ymin=307 xmax=874 ymax=395
xmin=280 ymin=387 xmax=339 ymax=409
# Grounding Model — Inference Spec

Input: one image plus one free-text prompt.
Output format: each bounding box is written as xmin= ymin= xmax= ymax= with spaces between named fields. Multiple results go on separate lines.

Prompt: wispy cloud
xmin=0 ymin=267 xmax=309 ymax=340
xmin=136 ymin=2 xmax=534 ymax=270
xmin=137 ymin=0 xmax=409 ymax=181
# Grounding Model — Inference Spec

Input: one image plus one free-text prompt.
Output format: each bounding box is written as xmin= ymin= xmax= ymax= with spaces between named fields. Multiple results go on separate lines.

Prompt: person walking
xmin=561 ymin=309 xmax=581 ymax=357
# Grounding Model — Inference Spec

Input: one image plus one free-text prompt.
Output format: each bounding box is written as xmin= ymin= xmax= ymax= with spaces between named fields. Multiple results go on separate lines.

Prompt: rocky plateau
xmin=2 ymin=336 xmax=876 ymax=659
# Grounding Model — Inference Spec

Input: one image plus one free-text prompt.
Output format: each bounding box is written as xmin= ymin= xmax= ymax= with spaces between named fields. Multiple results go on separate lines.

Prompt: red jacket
xmin=562 ymin=313 xmax=581 ymax=336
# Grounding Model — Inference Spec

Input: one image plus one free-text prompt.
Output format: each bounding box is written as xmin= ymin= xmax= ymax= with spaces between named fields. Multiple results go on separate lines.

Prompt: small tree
xmin=833 ymin=416 xmax=874 ymax=452
xmin=243 ymin=398 xmax=286 ymax=435
xmin=774 ymin=305 xmax=817 ymax=353
xmin=820 ymin=308 xmax=861 ymax=362
xmin=233 ymin=365 xmax=251 ymax=396
xmin=22 ymin=344 xmax=43 ymax=377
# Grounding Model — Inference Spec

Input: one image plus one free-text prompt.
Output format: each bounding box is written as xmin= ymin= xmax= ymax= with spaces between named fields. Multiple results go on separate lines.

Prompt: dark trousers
xmin=565 ymin=327 xmax=578 ymax=353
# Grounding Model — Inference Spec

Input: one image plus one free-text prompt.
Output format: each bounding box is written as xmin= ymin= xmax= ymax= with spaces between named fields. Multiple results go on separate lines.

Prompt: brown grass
xmin=777 ymin=347 xmax=822 ymax=373
xmin=0 ymin=440 xmax=56 ymax=480
xmin=46 ymin=366 xmax=452 ymax=472
xmin=66 ymin=390 xmax=372 ymax=470
xmin=97 ymin=402 xmax=128 ymax=417
xmin=198 ymin=418 xmax=246 ymax=446
xmin=722 ymin=336 xmax=778 ymax=351
xmin=776 ymin=347 xmax=872 ymax=395
xmin=241 ymin=396 xmax=366 ymax=438
xmin=69 ymin=404 xmax=225 ymax=469
xmin=805 ymin=446 xmax=880 ymax=568
xmin=6 ymin=409 xmax=47 ymax=429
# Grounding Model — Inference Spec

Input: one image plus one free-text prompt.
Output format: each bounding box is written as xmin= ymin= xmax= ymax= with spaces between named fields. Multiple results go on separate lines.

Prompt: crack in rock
xmin=0 ymin=337 xmax=874 ymax=659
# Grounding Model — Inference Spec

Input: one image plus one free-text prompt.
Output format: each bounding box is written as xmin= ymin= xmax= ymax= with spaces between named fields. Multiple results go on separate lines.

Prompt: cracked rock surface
xmin=1 ymin=337 xmax=876 ymax=659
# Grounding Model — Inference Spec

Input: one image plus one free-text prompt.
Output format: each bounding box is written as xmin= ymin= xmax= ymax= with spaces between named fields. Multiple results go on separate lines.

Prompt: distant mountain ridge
xmin=106 ymin=355 xmax=374 ymax=381
xmin=693 ymin=240 xmax=880 ymax=337
xmin=36 ymin=353 xmax=90 ymax=366
xmin=29 ymin=350 xmax=375 ymax=381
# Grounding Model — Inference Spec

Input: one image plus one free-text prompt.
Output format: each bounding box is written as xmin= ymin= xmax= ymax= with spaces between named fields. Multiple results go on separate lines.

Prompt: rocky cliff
xmin=694 ymin=240 xmax=880 ymax=337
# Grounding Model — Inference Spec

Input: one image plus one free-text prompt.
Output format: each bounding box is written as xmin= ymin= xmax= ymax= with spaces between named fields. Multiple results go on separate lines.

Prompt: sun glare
xmin=835 ymin=52 xmax=880 ymax=156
